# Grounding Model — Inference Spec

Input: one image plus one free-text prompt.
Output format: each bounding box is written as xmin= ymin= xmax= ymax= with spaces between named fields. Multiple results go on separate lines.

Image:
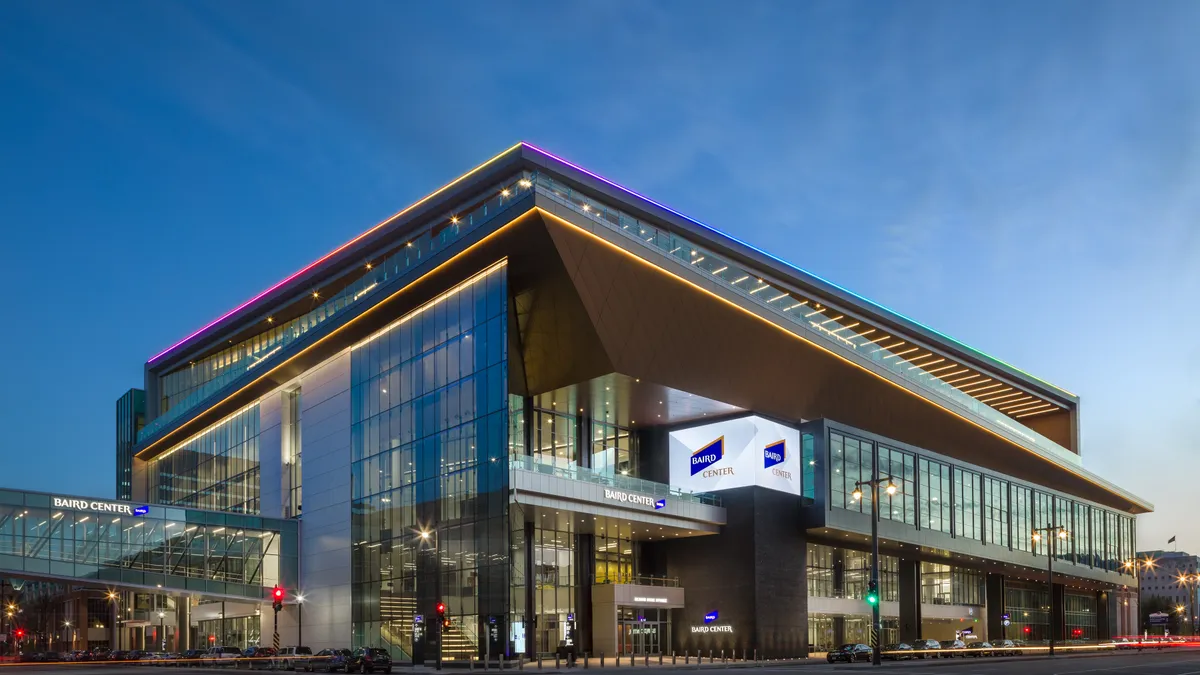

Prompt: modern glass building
xmin=116 ymin=142 xmax=1149 ymax=658
xmin=115 ymin=388 xmax=145 ymax=502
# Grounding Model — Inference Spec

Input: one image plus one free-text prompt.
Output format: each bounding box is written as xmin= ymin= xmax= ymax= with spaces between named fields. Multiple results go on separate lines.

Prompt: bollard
xmin=753 ymin=649 xmax=757 ymax=663
xmin=584 ymin=652 xmax=589 ymax=669
xmin=658 ymin=653 xmax=662 ymax=666
xmin=672 ymin=652 xmax=677 ymax=665
xmin=685 ymin=651 xmax=690 ymax=665
xmin=722 ymin=649 xmax=726 ymax=664
xmin=538 ymin=655 xmax=543 ymax=669
xmin=519 ymin=655 xmax=524 ymax=670
xmin=600 ymin=653 xmax=605 ymax=668
xmin=644 ymin=654 xmax=648 ymax=667
xmin=556 ymin=654 xmax=561 ymax=670
xmin=709 ymin=650 xmax=713 ymax=664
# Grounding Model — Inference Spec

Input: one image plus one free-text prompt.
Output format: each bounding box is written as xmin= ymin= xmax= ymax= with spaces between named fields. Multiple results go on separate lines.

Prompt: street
xmin=6 ymin=651 xmax=1200 ymax=675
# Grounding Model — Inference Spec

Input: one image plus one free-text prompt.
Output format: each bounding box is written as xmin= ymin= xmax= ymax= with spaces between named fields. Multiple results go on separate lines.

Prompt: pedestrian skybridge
xmin=0 ymin=488 xmax=297 ymax=601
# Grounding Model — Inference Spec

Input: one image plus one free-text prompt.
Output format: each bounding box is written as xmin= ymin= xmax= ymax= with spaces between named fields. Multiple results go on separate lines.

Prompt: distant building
xmin=1137 ymin=550 xmax=1200 ymax=614
xmin=114 ymin=388 xmax=145 ymax=501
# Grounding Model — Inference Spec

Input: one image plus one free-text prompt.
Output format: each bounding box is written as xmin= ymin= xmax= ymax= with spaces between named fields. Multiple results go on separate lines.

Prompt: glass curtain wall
xmin=1005 ymin=583 xmax=1049 ymax=642
xmin=350 ymin=263 xmax=509 ymax=660
xmin=824 ymin=427 xmax=1136 ymax=578
xmin=919 ymin=562 xmax=983 ymax=606
xmin=148 ymin=404 xmax=261 ymax=514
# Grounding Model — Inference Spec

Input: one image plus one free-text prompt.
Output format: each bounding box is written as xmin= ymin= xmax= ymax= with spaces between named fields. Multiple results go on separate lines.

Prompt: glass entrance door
xmin=617 ymin=607 xmax=670 ymax=655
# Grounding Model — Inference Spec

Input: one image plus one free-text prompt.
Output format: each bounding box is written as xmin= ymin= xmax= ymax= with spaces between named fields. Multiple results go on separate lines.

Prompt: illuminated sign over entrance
xmin=52 ymin=497 xmax=146 ymax=516
xmin=603 ymin=489 xmax=657 ymax=508
xmin=690 ymin=625 xmax=733 ymax=633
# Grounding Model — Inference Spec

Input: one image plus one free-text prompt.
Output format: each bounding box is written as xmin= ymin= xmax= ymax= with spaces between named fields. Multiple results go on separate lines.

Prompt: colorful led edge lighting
xmin=149 ymin=140 xmax=1074 ymax=400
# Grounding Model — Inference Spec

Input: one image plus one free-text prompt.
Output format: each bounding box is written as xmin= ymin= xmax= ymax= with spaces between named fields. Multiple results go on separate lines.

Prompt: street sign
xmin=1002 ymin=619 xmax=1011 ymax=627
xmin=1150 ymin=612 xmax=1170 ymax=626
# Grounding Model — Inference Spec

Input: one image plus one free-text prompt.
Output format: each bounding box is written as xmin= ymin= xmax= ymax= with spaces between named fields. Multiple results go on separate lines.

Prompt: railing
xmin=531 ymin=173 xmax=1080 ymax=468
xmin=510 ymin=455 xmax=722 ymax=506
xmin=140 ymin=172 xmax=536 ymax=443
xmin=592 ymin=573 xmax=681 ymax=587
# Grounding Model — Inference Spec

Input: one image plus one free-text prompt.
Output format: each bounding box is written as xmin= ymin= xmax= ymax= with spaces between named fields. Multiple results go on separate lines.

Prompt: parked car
xmin=177 ymin=648 xmax=208 ymax=666
xmin=826 ymin=643 xmax=872 ymax=663
xmin=276 ymin=646 xmax=313 ymax=671
xmin=313 ymin=649 xmax=354 ymax=673
xmin=967 ymin=641 xmax=993 ymax=657
xmin=882 ymin=643 xmax=913 ymax=660
xmin=88 ymin=647 xmax=111 ymax=661
xmin=910 ymin=639 xmax=942 ymax=658
xmin=237 ymin=647 xmax=278 ymax=670
xmin=992 ymin=639 xmax=1018 ymax=656
xmin=348 ymin=647 xmax=393 ymax=674
xmin=939 ymin=639 xmax=967 ymax=656
xmin=40 ymin=652 xmax=63 ymax=662
xmin=301 ymin=649 xmax=342 ymax=672
xmin=207 ymin=646 xmax=244 ymax=667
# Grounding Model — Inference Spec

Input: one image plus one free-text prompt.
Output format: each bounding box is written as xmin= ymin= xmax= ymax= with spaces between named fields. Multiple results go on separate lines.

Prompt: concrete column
xmin=524 ymin=520 xmax=535 ymax=658
xmin=1097 ymin=591 xmax=1111 ymax=641
xmin=985 ymin=574 xmax=1005 ymax=641
xmin=898 ymin=559 xmax=922 ymax=643
xmin=1052 ymin=584 xmax=1066 ymax=642
xmin=575 ymin=533 xmax=595 ymax=653
xmin=177 ymin=600 xmax=191 ymax=651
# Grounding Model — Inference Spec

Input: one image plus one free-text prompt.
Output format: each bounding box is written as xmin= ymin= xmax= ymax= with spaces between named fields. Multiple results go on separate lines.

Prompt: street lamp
xmin=64 ymin=621 xmax=72 ymax=653
xmin=158 ymin=611 xmax=166 ymax=652
xmin=420 ymin=528 xmax=442 ymax=671
xmin=851 ymin=475 xmax=898 ymax=666
xmin=1123 ymin=555 xmax=1157 ymax=636
xmin=296 ymin=595 xmax=305 ymax=647
xmin=1032 ymin=525 xmax=1069 ymax=656
xmin=107 ymin=591 xmax=119 ymax=652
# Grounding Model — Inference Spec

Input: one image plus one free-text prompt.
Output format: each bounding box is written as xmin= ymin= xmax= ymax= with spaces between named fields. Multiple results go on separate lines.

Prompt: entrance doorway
xmin=617 ymin=607 xmax=670 ymax=655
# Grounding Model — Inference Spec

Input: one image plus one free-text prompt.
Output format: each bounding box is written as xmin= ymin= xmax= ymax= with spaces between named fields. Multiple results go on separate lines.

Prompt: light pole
xmin=851 ymin=475 xmax=898 ymax=667
xmin=1032 ymin=525 xmax=1069 ymax=656
xmin=421 ymin=529 xmax=442 ymax=671
xmin=296 ymin=595 xmax=305 ymax=647
xmin=1123 ymin=556 xmax=1157 ymax=637
xmin=158 ymin=612 xmax=166 ymax=652
xmin=107 ymin=591 xmax=119 ymax=652
xmin=63 ymin=621 xmax=71 ymax=653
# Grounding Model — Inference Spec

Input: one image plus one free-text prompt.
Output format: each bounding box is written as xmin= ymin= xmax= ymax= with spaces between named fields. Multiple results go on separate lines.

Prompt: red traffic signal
xmin=436 ymin=602 xmax=446 ymax=614
xmin=14 ymin=629 xmax=24 ymax=639
xmin=1024 ymin=626 xmax=1031 ymax=634
xmin=273 ymin=586 xmax=285 ymax=601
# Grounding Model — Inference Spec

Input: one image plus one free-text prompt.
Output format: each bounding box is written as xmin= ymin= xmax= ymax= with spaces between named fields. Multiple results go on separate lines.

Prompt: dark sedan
xmin=882 ymin=643 xmax=913 ymax=660
xmin=348 ymin=648 xmax=392 ymax=674
xmin=310 ymin=649 xmax=354 ymax=673
xmin=910 ymin=639 xmax=942 ymax=658
xmin=826 ymin=643 xmax=871 ymax=663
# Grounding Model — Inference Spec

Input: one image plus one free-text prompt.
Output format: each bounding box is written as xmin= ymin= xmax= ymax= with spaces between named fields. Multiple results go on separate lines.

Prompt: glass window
xmin=830 ymin=432 xmax=873 ymax=513
xmin=919 ymin=458 xmax=951 ymax=534
xmin=878 ymin=446 xmax=915 ymax=526
xmin=985 ymin=476 xmax=1009 ymax=547
xmin=953 ymin=468 xmax=981 ymax=541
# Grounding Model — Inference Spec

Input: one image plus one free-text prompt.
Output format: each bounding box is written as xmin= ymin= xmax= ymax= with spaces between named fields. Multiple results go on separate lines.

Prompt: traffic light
xmin=14 ymin=628 xmax=24 ymax=640
xmin=272 ymin=586 xmax=284 ymax=612
xmin=865 ymin=581 xmax=879 ymax=606
xmin=1024 ymin=626 xmax=1031 ymax=634
xmin=436 ymin=602 xmax=448 ymax=628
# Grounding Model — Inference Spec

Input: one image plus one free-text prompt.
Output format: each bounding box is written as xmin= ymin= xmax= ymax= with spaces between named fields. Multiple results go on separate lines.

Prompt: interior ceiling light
xmin=962 ymin=382 xmax=1006 ymax=396
xmin=882 ymin=347 xmax=919 ymax=361
xmin=978 ymin=390 xmax=1026 ymax=404
xmin=995 ymin=396 xmax=1037 ymax=411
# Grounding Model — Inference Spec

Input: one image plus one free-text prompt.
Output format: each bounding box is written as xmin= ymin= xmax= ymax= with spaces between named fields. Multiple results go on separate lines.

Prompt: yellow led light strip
xmin=534 ymin=207 xmax=1146 ymax=511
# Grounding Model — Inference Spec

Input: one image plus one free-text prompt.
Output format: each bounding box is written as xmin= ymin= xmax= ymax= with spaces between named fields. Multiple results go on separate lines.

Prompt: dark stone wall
xmin=985 ymin=574 xmax=1004 ymax=642
xmin=647 ymin=486 xmax=807 ymax=658
xmin=899 ymin=560 xmax=922 ymax=642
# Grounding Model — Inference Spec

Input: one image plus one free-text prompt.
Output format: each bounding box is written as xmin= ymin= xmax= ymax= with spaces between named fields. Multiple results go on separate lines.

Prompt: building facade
xmin=122 ymin=143 xmax=1150 ymax=658
xmin=1137 ymin=550 xmax=1200 ymax=627
xmin=115 ymin=388 xmax=145 ymax=502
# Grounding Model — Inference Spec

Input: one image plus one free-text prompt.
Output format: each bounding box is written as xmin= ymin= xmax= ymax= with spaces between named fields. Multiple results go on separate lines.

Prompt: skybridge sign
xmin=53 ymin=497 xmax=148 ymax=516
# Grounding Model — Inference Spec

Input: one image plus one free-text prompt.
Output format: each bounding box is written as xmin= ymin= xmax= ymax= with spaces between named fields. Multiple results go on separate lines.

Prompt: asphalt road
xmin=7 ymin=652 xmax=1200 ymax=675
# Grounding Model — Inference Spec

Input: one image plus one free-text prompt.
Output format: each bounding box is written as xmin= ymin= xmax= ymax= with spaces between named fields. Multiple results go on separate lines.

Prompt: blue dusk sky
xmin=1 ymin=2 xmax=1196 ymax=551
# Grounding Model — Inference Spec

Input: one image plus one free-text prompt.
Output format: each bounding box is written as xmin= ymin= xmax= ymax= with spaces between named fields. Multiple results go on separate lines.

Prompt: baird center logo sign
xmin=670 ymin=416 xmax=801 ymax=497
xmin=690 ymin=437 xmax=728 ymax=476
xmin=53 ymin=497 xmax=147 ymax=516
